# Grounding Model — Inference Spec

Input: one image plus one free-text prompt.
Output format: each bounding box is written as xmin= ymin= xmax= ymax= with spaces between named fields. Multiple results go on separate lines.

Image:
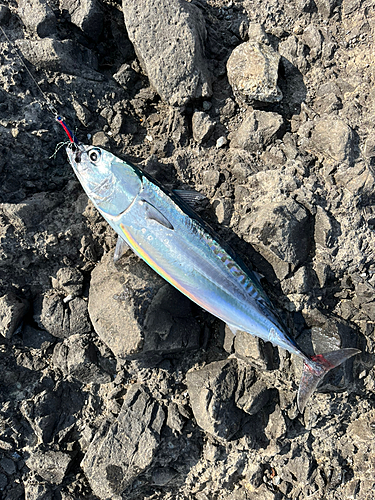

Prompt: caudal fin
xmin=297 ymin=348 xmax=361 ymax=413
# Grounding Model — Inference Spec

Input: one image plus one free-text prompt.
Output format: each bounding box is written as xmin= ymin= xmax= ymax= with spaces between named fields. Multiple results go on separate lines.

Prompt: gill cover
xmin=66 ymin=144 xmax=142 ymax=217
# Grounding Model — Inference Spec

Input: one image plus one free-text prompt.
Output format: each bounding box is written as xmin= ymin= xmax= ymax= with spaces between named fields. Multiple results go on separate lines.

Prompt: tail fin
xmin=297 ymin=348 xmax=361 ymax=413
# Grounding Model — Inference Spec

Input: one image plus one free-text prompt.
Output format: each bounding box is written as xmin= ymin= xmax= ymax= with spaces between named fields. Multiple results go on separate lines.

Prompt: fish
xmin=66 ymin=142 xmax=360 ymax=412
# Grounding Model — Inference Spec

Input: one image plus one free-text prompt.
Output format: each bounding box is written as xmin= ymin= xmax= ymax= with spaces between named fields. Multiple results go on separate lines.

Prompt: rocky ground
xmin=0 ymin=0 xmax=374 ymax=498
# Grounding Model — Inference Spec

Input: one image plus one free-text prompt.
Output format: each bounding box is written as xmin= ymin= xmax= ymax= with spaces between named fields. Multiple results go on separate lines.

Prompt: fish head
xmin=66 ymin=143 xmax=142 ymax=217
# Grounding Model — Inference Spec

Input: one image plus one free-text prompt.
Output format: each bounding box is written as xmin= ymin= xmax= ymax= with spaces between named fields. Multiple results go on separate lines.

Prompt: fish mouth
xmin=67 ymin=142 xmax=85 ymax=164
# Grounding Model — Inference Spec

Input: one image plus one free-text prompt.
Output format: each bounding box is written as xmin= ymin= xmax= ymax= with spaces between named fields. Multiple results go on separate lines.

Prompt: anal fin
xmin=114 ymin=236 xmax=130 ymax=262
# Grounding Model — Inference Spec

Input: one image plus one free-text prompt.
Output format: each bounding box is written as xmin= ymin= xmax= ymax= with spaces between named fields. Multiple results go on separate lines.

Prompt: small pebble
xmin=216 ymin=136 xmax=227 ymax=148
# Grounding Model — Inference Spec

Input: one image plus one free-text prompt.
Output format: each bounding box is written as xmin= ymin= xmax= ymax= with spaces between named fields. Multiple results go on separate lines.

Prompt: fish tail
xmin=297 ymin=348 xmax=361 ymax=412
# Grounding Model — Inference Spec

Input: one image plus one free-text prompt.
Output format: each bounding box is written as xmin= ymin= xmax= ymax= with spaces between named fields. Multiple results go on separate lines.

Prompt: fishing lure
xmin=61 ymin=135 xmax=360 ymax=413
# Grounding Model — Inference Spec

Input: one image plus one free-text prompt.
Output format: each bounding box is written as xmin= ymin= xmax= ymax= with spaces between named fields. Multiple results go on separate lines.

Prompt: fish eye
xmin=89 ymin=149 xmax=101 ymax=163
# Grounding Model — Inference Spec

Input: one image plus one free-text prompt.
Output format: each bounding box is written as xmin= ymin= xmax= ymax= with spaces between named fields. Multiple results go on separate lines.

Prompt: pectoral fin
xmin=143 ymin=200 xmax=174 ymax=230
xmin=114 ymin=236 xmax=130 ymax=262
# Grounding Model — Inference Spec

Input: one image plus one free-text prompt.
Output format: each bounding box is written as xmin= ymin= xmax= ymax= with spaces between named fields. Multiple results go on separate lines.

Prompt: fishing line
xmin=0 ymin=24 xmax=78 ymax=144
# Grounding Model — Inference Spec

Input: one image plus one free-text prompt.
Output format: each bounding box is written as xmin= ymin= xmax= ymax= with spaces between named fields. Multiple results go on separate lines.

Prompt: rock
xmin=113 ymin=63 xmax=138 ymax=89
xmin=35 ymin=291 xmax=91 ymax=339
xmin=315 ymin=0 xmax=337 ymax=19
xmin=0 ymin=456 xmax=16 ymax=475
xmin=264 ymin=404 xmax=286 ymax=441
xmin=301 ymin=25 xmax=323 ymax=60
xmin=20 ymin=390 xmax=61 ymax=444
xmin=0 ymin=472 xmax=7 ymax=490
xmin=186 ymin=359 xmax=243 ymax=440
xmin=229 ymin=110 xmax=284 ymax=152
xmin=363 ymin=136 xmax=375 ymax=159
xmin=16 ymin=38 xmax=104 ymax=81
xmin=60 ymin=0 xmax=103 ymax=41
xmin=51 ymin=267 xmax=84 ymax=298
xmin=309 ymin=118 xmax=353 ymax=163
xmin=142 ymin=284 xmax=201 ymax=356
xmin=0 ymin=4 xmax=11 ymax=24
xmin=52 ymin=334 xmax=111 ymax=384
xmin=88 ymin=251 xmax=200 ymax=359
xmin=26 ymin=451 xmax=72 ymax=485
xmin=236 ymin=376 xmax=270 ymax=416
xmin=192 ymin=111 xmax=215 ymax=143
xmin=18 ymin=0 xmax=56 ymax=37
xmin=281 ymin=266 xmax=314 ymax=295
xmin=22 ymin=325 xmax=54 ymax=349
xmin=227 ymin=41 xmax=282 ymax=103
xmin=23 ymin=477 xmax=52 ymax=500
xmin=247 ymin=199 xmax=311 ymax=267
xmin=122 ymin=0 xmax=211 ymax=105
xmin=82 ymin=384 xmax=165 ymax=498
xmin=0 ymin=293 xmax=28 ymax=339
xmin=314 ymin=206 xmax=335 ymax=249
xmin=0 ymin=192 xmax=62 ymax=231
xmin=216 ymin=136 xmax=228 ymax=148
xmin=233 ymin=329 xmax=274 ymax=370
xmin=279 ymin=35 xmax=308 ymax=74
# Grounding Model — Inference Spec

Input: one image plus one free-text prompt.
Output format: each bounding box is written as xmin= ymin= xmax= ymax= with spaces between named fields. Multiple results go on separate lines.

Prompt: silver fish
xmin=66 ymin=142 xmax=360 ymax=412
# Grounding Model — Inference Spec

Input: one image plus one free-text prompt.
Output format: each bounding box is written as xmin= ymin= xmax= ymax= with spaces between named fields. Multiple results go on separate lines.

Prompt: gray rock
xmin=60 ymin=0 xmax=103 ymax=41
xmin=186 ymin=359 xmax=243 ymax=440
xmin=229 ymin=110 xmax=284 ymax=152
xmin=26 ymin=451 xmax=72 ymax=485
xmin=23 ymin=477 xmax=52 ymax=500
xmin=0 ymin=472 xmax=7 ymax=490
xmin=279 ymin=35 xmax=308 ymax=74
xmin=22 ymin=325 xmax=54 ymax=349
xmin=142 ymin=284 xmax=201 ymax=356
xmin=302 ymin=25 xmax=323 ymax=60
xmin=314 ymin=206 xmax=335 ymax=249
xmin=192 ymin=111 xmax=215 ymax=143
xmin=237 ymin=379 xmax=269 ymax=415
xmin=264 ymin=404 xmax=286 ymax=441
xmin=18 ymin=0 xmax=56 ymax=37
xmin=309 ymin=118 xmax=353 ymax=163
xmin=82 ymin=384 xmax=165 ymax=498
xmin=281 ymin=266 xmax=314 ymax=295
xmin=0 ymin=4 xmax=11 ymax=24
xmin=0 ymin=192 xmax=62 ymax=231
xmin=233 ymin=329 xmax=274 ymax=370
xmin=20 ymin=390 xmax=60 ymax=444
xmin=0 ymin=456 xmax=16 ymax=475
xmin=88 ymin=251 xmax=200 ymax=359
xmin=51 ymin=267 xmax=84 ymax=298
xmin=52 ymin=334 xmax=111 ymax=384
xmin=363 ymin=136 xmax=375 ymax=159
xmin=247 ymin=199 xmax=311 ymax=267
xmin=122 ymin=0 xmax=211 ymax=105
xmin=113 ymin=63 xmax=138 ymax=89
xmin=315 ymin=0 xmax=337 ymax=18
xmin=0 ymin=293 xmax=28 ymax=339
xmin=35 ymin=291 xmax=91 ymax=339
xmin=227 ymin=41 xmax=282 ymax=104
xmin=16 ymin=38 xmax=104 ymax=81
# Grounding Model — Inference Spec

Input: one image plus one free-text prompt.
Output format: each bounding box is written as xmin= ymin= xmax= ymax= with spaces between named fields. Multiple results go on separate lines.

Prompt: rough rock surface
xmin=88 ymin=250 xmax=201 ymax=359
xmin=186 ymin=359 xmax=243 ymax=440
xmin=0 ymin=0 xmax=374 ymax=498
xmin=122 ymin=0 xmax=211 ymax=105
xmin=81 ymin=384 xmax=165 ymax=498
xmin=229 ymin=109 xmax=284 ymax=151
xmin=227 ymin=41 xmax=282 ymax=103
xmin=60 ymin=0 xmax=103 ymax=41
xmin=18 ymin=0 xmax=56 ymax=38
